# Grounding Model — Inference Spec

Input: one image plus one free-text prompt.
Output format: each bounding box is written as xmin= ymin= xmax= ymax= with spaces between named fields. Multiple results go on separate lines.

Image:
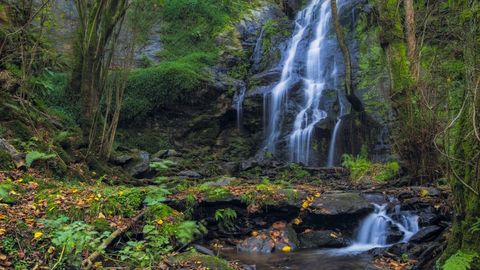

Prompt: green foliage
xmin=443 ymin=251 xmax=479 ymax=270
xmin=0 ymin=181 xmax=17 ymax=204
xmin=342 ymin=154 xmax=372 ymax=182
xmin=41 ymin=216 xmax=110 ymax=267
xmin=144 ymin=186 xmax=171 ymax=206
xmin=342 ymin=154 xmax=400 ymax=182
xmin=214 ymin=208 xmax=237 ymax=230
xmin=119 ymin=220 xmax=206 ymax=267
xmin=376 ymin=161 xmax=400 ymax=181
xmin=25 ymin=151 xmax=56 ymax=167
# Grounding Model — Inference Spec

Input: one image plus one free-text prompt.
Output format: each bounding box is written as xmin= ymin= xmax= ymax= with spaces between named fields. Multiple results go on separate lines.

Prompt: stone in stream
xmin=309 ymin=192 xmax=373 ymax=216
xmin=298 ymin=230 xmax=348 ymax=248
xmin=409 ymin=225 xmax=444 ymax=243
xmin=237 ymin=221 xmax=299 ymax=253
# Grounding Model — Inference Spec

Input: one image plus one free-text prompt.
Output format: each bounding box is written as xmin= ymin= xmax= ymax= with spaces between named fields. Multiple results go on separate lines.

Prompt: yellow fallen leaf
xmin=301 ymin=201 xmax=309 ymax=209
xmin=155 ymin=219 xmax=164 ymax=225
xmin=93 ymin=261 xmax=103 ymax=268
xmin=0 ymin=228 xmax=5 ymax=236
xmin=33 ymin=231 xmax=43 ymax=239
xmin=251 ymin=230 xmax=259 ymax=237
xmin=314 ymin=192 xmax=321 ymax=198
xmin=98 ymin=212 xmax=106 ymax=219
xmin=0 ymin=253 xmax=6 ymax=260
xmin=281 ymin=245 xmax=291 ymax=252
xmin=47 ymin=246 xmax=55 ymax=254
xmin=9 ymin=190 xmax=18 ymax=196
xmin=293 ymin=218 xmax=302 ymax=225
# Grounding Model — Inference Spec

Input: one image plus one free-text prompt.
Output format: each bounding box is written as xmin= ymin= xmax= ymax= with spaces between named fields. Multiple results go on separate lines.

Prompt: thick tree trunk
xmin=330 ymin=0 xmax=364 ymax=112
xmin=403 ymin=0 xmax=418 ymax=81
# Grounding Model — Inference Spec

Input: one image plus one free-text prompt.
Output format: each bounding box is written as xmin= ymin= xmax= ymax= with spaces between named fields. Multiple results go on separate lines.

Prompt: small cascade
xmin=326 ymin=118 xmax=342 ymax=167
xmin=234 ymin=85 xmax=246 ymax=130
xmin=351 ymin=203 xmax=419 ymax=251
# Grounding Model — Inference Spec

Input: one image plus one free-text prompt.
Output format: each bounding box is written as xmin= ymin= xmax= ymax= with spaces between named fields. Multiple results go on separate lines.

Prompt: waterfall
xmin=263 ymin=0 xmax=352 ymax=166
xmin=265 ymin=1 xmax=317 ymax=154
xmin=234 ymin=85 xmax=246 ymax=130
xmin=350 ymin=203 xmax=419 ymax=251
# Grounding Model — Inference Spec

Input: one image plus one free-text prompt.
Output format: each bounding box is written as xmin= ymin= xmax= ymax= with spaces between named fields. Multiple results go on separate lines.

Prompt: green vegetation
xmin=342 ymin=154 xmax=400 ymax=182
xmin=442 ymin=251 xmax=479 ymax=270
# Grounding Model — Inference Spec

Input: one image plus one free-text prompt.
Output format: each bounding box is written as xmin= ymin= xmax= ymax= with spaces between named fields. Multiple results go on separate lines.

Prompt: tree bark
xmin=330 ymin=0 xmax=364 ymax=112
xmin=403 ymin=0 xmax=418 ymax=82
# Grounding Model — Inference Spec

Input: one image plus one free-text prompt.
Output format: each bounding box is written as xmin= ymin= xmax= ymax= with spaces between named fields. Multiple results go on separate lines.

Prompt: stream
xmin=220 ymin=202 xmax=420 ymax=269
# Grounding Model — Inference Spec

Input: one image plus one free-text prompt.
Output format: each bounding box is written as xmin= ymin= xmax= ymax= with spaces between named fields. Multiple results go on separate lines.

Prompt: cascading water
xmin=263 ymin=0 xmax=352 ymax=166
xmin=347 ymin=203 xmax=419 ymax=252
xmin=234 ymin=85 xmax=246 ymax=130
xmin=265 ymin=2 xmax=316 ymax=154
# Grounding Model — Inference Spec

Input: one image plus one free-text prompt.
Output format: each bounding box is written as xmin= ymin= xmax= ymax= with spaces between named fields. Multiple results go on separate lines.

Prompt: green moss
xmin=173 ymin=251 xmax=234 ymax=270
xmin=122 ymin=53 xmax=213 ymax=122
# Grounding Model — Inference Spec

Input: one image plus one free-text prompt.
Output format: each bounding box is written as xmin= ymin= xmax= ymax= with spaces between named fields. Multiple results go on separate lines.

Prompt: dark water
xmin=221 ymin=249 xmax=376 ymax=270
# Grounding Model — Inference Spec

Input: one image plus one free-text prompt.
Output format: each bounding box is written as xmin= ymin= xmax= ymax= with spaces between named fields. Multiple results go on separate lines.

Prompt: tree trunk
xmin=403 ymin=0 xmax=418 ymax=82
xmin=330 ymin=0 xmax=364 ymax=112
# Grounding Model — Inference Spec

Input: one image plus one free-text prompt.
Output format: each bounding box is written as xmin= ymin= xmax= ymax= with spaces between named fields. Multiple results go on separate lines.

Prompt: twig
xmin=51 ymin=244 xmax=66 ymax=270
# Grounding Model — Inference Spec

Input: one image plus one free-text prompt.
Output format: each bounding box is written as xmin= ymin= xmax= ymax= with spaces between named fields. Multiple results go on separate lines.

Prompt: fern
xmin=25 ymin=151 xmax=56 ymax=167
xmin=443 ymin=251 xmax=479 ymax=270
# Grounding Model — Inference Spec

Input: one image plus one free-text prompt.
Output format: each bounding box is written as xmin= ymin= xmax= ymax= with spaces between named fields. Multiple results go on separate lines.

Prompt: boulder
xmin=310 ymin=192 xmax=373 ymax=216
xmin=124 ymin=150 xmax=150 ymax=178
xmin=409 ymin=225 xmax=443 ymax=243
xmin=299 ymin=230 xmax=348 ymax=248
xmin=109 ymin=152 xmax=133 ymax=165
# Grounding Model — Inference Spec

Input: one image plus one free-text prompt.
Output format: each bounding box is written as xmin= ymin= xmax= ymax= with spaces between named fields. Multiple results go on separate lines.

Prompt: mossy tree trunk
xmin=442 ymin=1 xmax=480 ymax=261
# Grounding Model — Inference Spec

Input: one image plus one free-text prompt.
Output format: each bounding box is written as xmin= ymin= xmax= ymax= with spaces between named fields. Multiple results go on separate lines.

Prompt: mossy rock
xmin=172 ymin=251 xmax=234 ymax=270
